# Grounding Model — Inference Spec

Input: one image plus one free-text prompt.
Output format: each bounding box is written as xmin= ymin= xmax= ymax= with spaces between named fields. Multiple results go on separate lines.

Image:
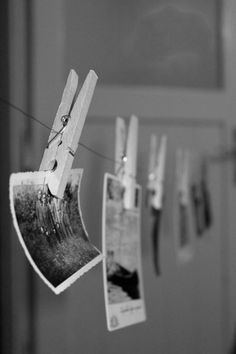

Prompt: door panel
xmin=34 ymin=116 xmax=226 ymax=354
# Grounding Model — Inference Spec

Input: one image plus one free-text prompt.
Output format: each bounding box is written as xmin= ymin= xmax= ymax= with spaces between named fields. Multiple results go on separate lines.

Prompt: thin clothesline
xmin=0 ymin=96 xmax=229 ymax=176
xmin=0 ymin=97 xmax=139 ymax=176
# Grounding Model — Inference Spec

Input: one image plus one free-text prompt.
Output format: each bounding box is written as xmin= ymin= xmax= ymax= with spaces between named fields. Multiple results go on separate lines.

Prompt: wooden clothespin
xmin=115 ymin=115 xmax=138 ymax=209
xmin=147 ymin=134 xmax=167 ymax=276
xmin=176 ymin=149 xmax=193 ymax=262
xmin=40 ymin=69 xmax=98 ymax=198
xmin=147 ymin=134 xmax=167 ymax=210
xmin=147 ymin=134 xmax=157 ymax=194
xmin=177 ymin=149 xmax=190 ymax=206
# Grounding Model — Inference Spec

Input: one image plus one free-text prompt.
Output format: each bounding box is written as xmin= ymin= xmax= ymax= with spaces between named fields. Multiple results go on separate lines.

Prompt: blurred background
xmin=1 ymin=0 xmax=236 ymax=353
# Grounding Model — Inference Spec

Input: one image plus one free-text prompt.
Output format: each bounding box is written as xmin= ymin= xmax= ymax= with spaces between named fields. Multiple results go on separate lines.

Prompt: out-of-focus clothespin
xmin=176 ymin=149 xmax=193 ymax=260
xmin=147 ymin=134 xmax=167 ymax=210
xmin=146 ymin=134 xmax=167 ymax=276
xmin=190 ymin=154 xmax=205 ymax=236
xmin=200 ymin=157 xmax=213 ymax=230
xmin=40 ymin=69 xmax=98 ymax=199
xmin=177 ymin=149 xmax=190 ymax=206
xmin=147 ymin=134 xmax=157 ymax=204
xmin=115 ymin=115 xmax=138 ymax=209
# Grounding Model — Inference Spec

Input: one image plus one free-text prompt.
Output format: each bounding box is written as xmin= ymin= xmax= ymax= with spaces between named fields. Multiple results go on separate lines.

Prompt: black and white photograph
xmin=10 ymin=169 xmax=102 ymax=294
xmin=102 ymin=173 xmax=146 ymax=331
xmin=2 ymin=0 xmax=236 ymax=352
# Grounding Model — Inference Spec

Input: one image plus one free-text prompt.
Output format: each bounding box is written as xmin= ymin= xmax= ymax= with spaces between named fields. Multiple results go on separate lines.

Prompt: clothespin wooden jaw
xmin=147 ymin=134 xmax=157 ymax=192
xmin=115 ymin=117 xmax=127 ymax=180
xmin=147 ymin=134 xmax=167 ymax=209
xmin=40 ymin=69 xmax=98 ymax=199
xmin=152 ymin=135 xmax=167 ymax=210
xmin=115 ymin=115 xmax=138 ymax=209
xmin=177 ymin=149 xmax=190 ymax=205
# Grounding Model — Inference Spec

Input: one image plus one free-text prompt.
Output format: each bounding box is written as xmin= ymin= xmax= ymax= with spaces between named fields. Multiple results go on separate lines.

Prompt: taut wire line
xmin=0 ymin=96 xmax=137 ymax=174
xmin=0 ymin=97 xmax=56 ymax=133
xmin=1 ymin=96 xmax=229 ymax=178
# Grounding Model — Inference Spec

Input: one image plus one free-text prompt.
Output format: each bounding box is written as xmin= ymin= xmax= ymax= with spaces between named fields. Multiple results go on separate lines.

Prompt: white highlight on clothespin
xmin=148 ymin=135 xmax=167 ymax=210
xmin=176 ymin=149 xmax=190 ymax=205
xmin=115 ymin=117 xmax=127 ymax=180
xmin=40 ymin=69 xmax=98 ymax=198
xmin=115 ymin=115 xmax=138 ymax=209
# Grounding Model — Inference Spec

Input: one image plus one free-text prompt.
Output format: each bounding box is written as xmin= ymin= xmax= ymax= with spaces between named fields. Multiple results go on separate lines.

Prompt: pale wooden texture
xmin=176 ymin=149 xmax=190 ymax=205
xmin=115 ymin=116 xmax=126 ymax=178
xmin=123 ymin=115 xmax=138 ymax=209
xmin=147 ymin=134 xmax=157 ymax=191
xmin=40 ymin=69 xmax=98 ymax=198
xmin=152 ymin=135 xmax=167 ymax=209
xmin=40 ymin=69 xmax=78 ymax=171
xmin=115 ymin=115 xmax=139 ymax=209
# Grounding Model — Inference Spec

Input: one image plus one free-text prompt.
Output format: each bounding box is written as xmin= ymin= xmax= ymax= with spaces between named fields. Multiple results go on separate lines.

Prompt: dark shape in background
xmin=179 ymin=203 xmax=189 ymax=248
xmin=191 ymin=184 xmax=205 ymax=236
xmin=151 ymin=207 xmax=162 ymax=276
xmin=191 ymin=160 xmax=213 ymax=237
xmin=201 ymin=178 xmax=213 ymax=230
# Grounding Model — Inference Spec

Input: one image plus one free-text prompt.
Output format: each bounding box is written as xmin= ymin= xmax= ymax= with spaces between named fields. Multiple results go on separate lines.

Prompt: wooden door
xmin=33 ymin=116 xmax=227 ymax=354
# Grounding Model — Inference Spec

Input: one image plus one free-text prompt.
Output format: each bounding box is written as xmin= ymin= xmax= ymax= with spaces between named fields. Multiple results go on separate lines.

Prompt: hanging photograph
xmin=10 ymin=169 xmax=102 ymax=294
xmin=102 ymin=173 xmax=146 ymax=331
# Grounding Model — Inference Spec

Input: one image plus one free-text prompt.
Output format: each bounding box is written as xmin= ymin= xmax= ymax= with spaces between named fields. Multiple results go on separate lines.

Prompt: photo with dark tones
xmin=103 ymin=173 xmax=146 ymax=330
xmin=10 ymin=169 xmax=102 ymax=294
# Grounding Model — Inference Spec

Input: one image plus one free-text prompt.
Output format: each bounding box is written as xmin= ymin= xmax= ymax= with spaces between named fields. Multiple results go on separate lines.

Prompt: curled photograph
xmin=10 ymin=169 xmax=102 ymax=294
xmin=102 ymin=173 xmax=146 ymax=331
